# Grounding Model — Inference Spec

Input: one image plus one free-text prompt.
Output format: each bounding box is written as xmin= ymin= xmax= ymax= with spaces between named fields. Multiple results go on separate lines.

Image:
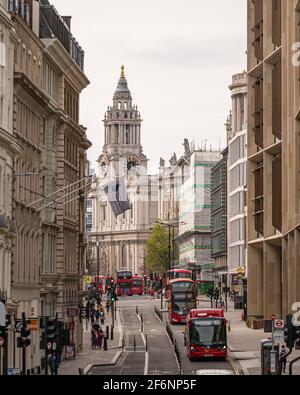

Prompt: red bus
xmin=131 ymin=276 xmax=144 ymax=296
xmin=93 ymin=276 xmax=105 ymax=294
xmin=168 ymin=279 xmax=197 ymax=324
xmin=184 ymin=309 xmax=227 ymax=360
xmin=116 ymin=270 xmax=133 ymax=296
xmin=165 ymin=269 xmax=192 ymax=300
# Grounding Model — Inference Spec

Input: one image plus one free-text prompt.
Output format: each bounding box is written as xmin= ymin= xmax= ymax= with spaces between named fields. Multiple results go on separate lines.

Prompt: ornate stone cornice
xmin=42 ymin=38 xmax=90 ymax=92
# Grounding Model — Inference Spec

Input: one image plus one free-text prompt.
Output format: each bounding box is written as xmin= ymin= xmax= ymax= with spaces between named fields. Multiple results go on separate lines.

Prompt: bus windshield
xmin=172 ymin=282 xmax=194 ymax=292
xmin=117 ymin=272 xmax=132 ymax=280
xmin=168 ymin=271 xmax=191 ymax=280
xmin=173 ymin=301 xmax=196 ymax=315
xmin=190 ymin=319 xmax=226 ymax=347
xmin=132 ymin=279 xmax=142 ymax=287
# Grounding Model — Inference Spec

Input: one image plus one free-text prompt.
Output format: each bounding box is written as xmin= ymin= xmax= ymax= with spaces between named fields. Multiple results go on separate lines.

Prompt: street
xmin=87 ymin=296 xmax=235 ymax=376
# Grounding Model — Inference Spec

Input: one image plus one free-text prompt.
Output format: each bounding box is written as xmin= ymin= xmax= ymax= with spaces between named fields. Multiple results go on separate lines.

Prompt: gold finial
xmin=121 ymin=65 xmax=125 ymax=78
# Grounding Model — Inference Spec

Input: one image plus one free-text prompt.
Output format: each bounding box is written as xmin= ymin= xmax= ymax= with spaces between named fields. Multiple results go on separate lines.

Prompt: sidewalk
xmin=224 ymin=302 xmax=300 ymax=375
xmin=58 ymin=306 xmax=123 ymax=375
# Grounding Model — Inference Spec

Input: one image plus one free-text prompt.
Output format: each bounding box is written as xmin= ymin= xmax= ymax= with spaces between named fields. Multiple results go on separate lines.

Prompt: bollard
xmin=140 ymin=313 xmax=143 ymax=323
xmin=145 ymin=335 xmax=148 ymax=352
xmin=136 ymin=306 xmax=139 ymax=315
xmin=106 ymin=326 xmax=109 ymax=339
xmin=104 ymin=336 xmax=108 ymax=351
xmin=134 ymin=335 xmax=136 ymax=351
xmin=110 ymin=326 xmax=114 ymax=341
xmin=141 ymin=320 xmax=144 ymax=333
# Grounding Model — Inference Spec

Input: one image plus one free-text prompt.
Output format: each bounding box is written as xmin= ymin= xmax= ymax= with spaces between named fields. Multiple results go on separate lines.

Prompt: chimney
xmin=62 ymin=16 xmax=72 ymax=30
xmin=31 ymin=0 xmax=40 ymax=36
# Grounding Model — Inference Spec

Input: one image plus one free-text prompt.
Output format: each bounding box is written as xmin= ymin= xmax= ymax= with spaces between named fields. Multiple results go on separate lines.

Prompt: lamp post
xmin=96 ymin=240 xmax=100 ymax=286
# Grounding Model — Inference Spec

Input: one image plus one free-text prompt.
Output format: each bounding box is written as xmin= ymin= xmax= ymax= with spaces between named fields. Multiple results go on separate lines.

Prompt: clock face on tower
xmin=127 ymin=157 xmax=139 ymax=174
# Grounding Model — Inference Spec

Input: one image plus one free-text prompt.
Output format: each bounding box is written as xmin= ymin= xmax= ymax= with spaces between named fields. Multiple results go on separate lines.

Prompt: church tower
xmin=91 ymin=67 xmax=157 ymax=277
xmin=99 ymin=65 xmax=148 ymax=177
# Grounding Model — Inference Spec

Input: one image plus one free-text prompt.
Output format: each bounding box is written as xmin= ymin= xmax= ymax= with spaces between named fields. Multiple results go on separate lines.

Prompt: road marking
xmin=144 ymin=352 xmax=149 ymax=375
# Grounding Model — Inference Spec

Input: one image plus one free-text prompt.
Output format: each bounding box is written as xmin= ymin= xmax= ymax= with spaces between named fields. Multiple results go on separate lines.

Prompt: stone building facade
xmin=4 ymin=0 xmax=90 ymax=374
xmin=247 ymin=0 xmax=300 ymax=327
xmin=211 ymin=148 xmax=228 ymax=287
xmin=91 ymin=67 xmax=157 ymax=277
xmin=0 ymin=0 xmax=20 ymax=375
xmin=227 ymin=72 xmax=248 ymax=294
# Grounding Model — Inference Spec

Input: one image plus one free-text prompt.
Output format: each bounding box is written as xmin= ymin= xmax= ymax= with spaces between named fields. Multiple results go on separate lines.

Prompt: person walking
xmin=96 ymin=329 xmax=104 ymax=350
xmin=90 ymin=307 xmax=95 ymax=325
xmin=280 ymin=345 xmax=289 ymax=374
xmin=49 ymin=353 xmax=58 ymax=375
xmin=95 ymin=308 xmax=100 ymax=324
xmin=99 ymin=305 xmax=105 ymax=325
xmin=91 ymin=328 xmax=97 ymax=350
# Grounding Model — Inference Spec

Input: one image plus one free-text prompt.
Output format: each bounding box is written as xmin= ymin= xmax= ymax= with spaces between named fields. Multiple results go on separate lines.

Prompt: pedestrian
xmin=280 ymin=345 xmax=289 ymax=374
xmin=90 ymin=308 xmax=95 ymax=325
xmin=95 ymin=309 xmax=100 ymax=324
xmin=100 ymin=305 xmax=105 ymax=325
xmin=91 ymin=328 xmax=97 ymax=350
xmin=96 ymin=329 xmax=104 ymax=350
xmin=49 ymin=353 xmax=58 ymax=375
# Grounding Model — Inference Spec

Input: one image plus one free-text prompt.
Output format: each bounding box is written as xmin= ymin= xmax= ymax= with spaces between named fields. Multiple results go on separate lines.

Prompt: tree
xmin=146 ymin=224 xmax=172 ymax=273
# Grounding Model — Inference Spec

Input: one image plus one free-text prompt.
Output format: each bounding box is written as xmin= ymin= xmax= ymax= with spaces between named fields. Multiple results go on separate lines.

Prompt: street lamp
xmin=96 ymin=240 xmax=100 ymax=284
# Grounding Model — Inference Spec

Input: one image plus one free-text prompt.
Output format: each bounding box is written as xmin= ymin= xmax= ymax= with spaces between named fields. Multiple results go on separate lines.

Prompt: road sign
xmin=0 ymin=336 xmax=5 ymax=347
xmin=27 ymin=319 xmax=39 ymax=332
xmin=52 ymin=342 xmax=57 ymax=351
xmin=273 ymin=331 xmax=284 ymax=344
xmin=274 ymin=320 xmax=284 ymax=329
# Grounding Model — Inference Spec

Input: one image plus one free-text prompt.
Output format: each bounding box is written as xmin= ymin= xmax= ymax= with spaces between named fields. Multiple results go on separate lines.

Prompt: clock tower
xmin=92 ymin=67 xmax=157 ymax=277
xmin=99 ymin=65 xmax=148 ymax=178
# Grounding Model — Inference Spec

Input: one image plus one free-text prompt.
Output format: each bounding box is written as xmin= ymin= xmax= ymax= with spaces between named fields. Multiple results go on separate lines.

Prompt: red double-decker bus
xmin=165 ymin=269 xmax=192 ymax=300
xmin=116 ymin=270 xmax=133 ymax=296
xmin=131 ymin=276 xmax=144 ymax=296
xmin=168 ymin=279 xmax=197 ymax=324
xmin=184 ymin=309 xmax=227 ymax=360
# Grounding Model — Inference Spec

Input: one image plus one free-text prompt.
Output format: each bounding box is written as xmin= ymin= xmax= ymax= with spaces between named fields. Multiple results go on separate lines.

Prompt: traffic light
xmin=17 ymin=320 xmax=31 ymax=348
xmin=46 ymin=317 xmax=57 ymax=349
xmin=111 ymin=289 xmax=118 ymax=302
xmin=0 ymin=326 xmax=5 ymax=337
xmin=207 ymin=287 xmax=214 ymax=299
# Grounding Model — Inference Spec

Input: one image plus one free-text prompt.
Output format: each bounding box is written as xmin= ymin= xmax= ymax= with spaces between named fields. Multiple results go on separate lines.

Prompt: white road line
xmin=144 ymin=352 xmax=149 ymax=375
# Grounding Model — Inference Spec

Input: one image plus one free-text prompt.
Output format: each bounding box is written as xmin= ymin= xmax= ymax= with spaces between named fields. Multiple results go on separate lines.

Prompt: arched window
xmin=124 ymin=113 xmax=128 ymax=119
xmin=118 ymin=102 xmax=121 ymax=110
xmin=124 ymin=102 xmax=128 ymax=110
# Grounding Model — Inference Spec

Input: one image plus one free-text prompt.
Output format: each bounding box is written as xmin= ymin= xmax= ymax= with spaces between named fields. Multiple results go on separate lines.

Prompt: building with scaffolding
xmin=177 ymin=149 xmax=221 ymax=289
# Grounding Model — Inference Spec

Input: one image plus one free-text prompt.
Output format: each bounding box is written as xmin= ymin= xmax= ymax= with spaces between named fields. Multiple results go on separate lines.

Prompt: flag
xmin=104 ymin=178 xmax=131 ymax=217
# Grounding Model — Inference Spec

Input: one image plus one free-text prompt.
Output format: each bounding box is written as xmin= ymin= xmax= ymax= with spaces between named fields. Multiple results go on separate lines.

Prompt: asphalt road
xmin=90 ymin=295 xmax=178 ymax=375
xmin=89 ymin=295 xmax=234 ymax=376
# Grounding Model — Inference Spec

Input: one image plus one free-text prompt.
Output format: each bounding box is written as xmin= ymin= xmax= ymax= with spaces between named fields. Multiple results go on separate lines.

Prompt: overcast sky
xmin=51 ymin=0 xmax=247 ymax=174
